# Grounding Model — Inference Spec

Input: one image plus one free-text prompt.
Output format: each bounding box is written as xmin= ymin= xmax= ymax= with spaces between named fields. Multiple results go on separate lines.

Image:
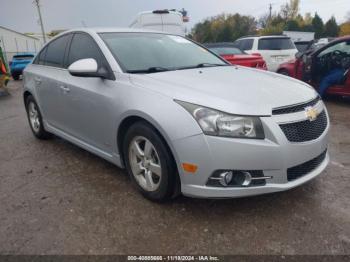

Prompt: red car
xmin=277 ymin=36 xmax=350 ymax=97
xmin=204 ymin=43 xmax=267 ymax=70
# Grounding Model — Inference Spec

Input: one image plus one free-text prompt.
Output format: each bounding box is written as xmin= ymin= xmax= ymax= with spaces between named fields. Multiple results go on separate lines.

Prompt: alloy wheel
xmin=128 ymin=136 xmax=162 ymax=192
xmin=28 ymin=101 xmax=40 ymax=133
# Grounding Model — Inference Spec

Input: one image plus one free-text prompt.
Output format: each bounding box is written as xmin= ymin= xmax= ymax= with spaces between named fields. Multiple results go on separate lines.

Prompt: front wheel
xmin=12 ymin=73 xmax=20 ymax=80
xmin=123 ymin=121 xmax=177 ymax=202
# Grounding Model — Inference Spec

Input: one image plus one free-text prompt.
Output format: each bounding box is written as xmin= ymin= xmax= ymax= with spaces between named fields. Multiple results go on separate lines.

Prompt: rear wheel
xmin=12 ymin=73 xmax=20 ymax=80
xmin=25 ymin=95 xmax=52 ymax=139
xmin=123 ymin=121 xmax=177 ymax=202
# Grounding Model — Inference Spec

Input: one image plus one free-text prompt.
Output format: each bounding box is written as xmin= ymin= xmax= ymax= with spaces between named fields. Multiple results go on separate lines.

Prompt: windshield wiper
xmin=126 ymin=67 xmax=170 ymax=74
xmin=175 ymin=63 xmax=229 ymax=70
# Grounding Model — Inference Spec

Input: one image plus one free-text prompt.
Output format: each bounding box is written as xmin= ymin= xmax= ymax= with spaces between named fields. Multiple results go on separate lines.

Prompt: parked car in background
xmin=233 ymin=36 xmax=298 ymax=72
xmin=10 ymin=53 xmax=35 ymax=80
xmin=23 ymin=28 xmax=329 ymax=201
xmin=278 ymin=36 xmax=350 ymax=97
xmin=130 ymin=10 xmax=185 ymax=36
xmin=204 ymin=43 xmax=267 ymax=70
xmin=277 ymin=40 xmax=328 ymax=77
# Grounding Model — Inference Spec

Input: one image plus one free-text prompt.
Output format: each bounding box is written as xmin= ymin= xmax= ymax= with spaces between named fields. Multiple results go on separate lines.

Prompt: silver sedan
xmin=23 ymin=28 xmax=329 ymax=201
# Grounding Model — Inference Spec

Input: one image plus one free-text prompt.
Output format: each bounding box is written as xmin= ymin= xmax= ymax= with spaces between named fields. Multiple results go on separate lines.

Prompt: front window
xmin=99 ymin=33 xmax=226 ymax=73
xmin=318 ymin=41 xmax=350 ymax=57
xmin=258 ymin=38 xmax=295 ymax=50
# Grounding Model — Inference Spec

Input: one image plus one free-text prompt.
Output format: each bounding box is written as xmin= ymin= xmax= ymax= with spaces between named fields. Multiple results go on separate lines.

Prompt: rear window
xmin=258 ymin=38 xmax=295 ymax=50
xmin=241 ymin=39 xmax=254 ymax=51
xmin=233 ymin=39 xmax=253 ymax=51
xmin=208 ymin=47 xmax=244 ymax=55
xmin=13 ymin=55 xmax=34 ymax=60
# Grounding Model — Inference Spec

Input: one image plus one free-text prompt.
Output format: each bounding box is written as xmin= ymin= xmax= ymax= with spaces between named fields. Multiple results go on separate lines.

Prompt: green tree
xmin=284 ymin=20 xmax=301 ymax=31
xmin=191 ymin=13 xmax=257 ymax=43
xmin=324 ymin=16 xmax=340 ymax=37
xmin=312 ymin=13 xmax=324 ymax=38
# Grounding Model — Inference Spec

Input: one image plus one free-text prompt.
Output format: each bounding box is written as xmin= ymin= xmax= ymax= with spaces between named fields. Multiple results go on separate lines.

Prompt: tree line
xmin=190 ymin=0 xmax=350 ymax=43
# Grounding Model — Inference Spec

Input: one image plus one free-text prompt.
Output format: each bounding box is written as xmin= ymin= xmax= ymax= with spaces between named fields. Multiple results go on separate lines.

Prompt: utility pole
xmin=269 ymin=3 xmax=272 ymax=22
xmin=34 ymin=0 xmax=46 ymax=43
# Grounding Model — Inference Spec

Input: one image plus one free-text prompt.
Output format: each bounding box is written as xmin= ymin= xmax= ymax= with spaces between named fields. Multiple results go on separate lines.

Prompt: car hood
xmin=129 ymin=66 xmax=317 ymax=116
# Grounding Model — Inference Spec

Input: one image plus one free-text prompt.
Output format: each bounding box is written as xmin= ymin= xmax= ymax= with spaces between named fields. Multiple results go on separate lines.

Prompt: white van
xmin=130 ymin=10 xmax=185 ymax=36
xmin=233 ymin=36 xmax=298 ymax=72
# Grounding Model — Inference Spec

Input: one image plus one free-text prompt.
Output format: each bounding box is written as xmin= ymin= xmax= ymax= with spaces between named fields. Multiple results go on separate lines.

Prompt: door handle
xmin=59 ymin=85 xmax=70 ymax=94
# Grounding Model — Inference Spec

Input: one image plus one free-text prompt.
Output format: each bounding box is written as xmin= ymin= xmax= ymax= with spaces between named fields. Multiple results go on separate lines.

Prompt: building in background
xmin=0 ymin=26 xmax=42 ymax=64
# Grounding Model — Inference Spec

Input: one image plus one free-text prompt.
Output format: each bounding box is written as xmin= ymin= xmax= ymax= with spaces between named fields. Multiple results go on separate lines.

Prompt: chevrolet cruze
xmin=23 ymin=28 xmax=330 ymax=201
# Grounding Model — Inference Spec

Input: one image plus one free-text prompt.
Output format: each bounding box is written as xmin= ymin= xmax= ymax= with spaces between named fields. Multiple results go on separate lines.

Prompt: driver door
xmin=59 ymin=33 xmax=116 ymax=154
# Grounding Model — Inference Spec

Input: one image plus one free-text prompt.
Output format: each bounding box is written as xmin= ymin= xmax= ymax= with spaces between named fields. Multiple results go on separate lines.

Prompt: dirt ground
xmin=0 ymin=80 xmax=349 ymax=255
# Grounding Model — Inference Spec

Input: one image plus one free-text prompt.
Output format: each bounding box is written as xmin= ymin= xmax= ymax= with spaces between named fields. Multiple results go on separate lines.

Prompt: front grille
xmin=280 ymin=110 xmax=328 ymax=142
xmin=272 ymin=97 xmax=320 ymax=115
xmin=287 ymin=150 xmax=327 ymax=181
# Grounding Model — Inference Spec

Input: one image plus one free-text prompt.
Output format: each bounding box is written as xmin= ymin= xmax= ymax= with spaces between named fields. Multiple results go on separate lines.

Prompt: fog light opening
xmin=219 ymin=171 xmax=233 ymax=187
xmin=232 ymin=171 xmax=252 ymax=187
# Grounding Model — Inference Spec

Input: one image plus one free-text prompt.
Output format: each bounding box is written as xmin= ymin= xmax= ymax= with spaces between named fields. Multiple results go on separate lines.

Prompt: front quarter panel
xmin=113 ymin=76 xmax=203 ymax=164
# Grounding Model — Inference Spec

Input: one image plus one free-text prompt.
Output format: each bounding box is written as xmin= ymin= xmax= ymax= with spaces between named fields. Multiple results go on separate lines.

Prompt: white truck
xmin=130 ymin=10 xmax=186 ymax=36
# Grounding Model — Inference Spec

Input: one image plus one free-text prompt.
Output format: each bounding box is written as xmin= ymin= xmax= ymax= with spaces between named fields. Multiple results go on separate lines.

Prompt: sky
xmin=1 ymin=0 xmax=349 ymax=34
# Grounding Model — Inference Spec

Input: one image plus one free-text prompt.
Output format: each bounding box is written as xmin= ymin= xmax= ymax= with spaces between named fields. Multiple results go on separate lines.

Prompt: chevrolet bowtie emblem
xmin=305 ymin=106 xmax=319 ymax=121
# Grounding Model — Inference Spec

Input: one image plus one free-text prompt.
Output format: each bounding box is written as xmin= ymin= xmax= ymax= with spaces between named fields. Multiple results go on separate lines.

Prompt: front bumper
xmin=173 ymin=101 xmax=330 ymax=198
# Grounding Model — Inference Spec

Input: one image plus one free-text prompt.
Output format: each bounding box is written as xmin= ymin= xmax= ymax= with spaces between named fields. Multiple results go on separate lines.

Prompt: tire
xmin=278 ymin=69 xmax=290 ymax=77
xmin=12 ymin=74 xmax=20 ymax=80
xmin=123 ymin=121 xmax=177 ymax=202
xmin=25 ymin=95 xmax=52 ymax=139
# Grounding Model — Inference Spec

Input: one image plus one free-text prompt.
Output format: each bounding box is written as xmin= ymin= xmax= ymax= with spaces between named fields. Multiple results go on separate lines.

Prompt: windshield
xmin=208 ymin=47 xmax=244 ymax=55
xmin=258 ymin=38 xmax=295 ymax=50
xmin=99 ymin=33 xmax=226 ymax=73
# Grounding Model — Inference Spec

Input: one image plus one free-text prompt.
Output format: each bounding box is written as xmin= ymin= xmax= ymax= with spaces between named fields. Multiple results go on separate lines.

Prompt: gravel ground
xmin=0 ymin=80 xmax=349 ymax=255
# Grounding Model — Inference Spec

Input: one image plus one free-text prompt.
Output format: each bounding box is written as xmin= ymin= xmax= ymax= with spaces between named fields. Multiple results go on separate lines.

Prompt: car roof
xmin=238 ymin=35 xmax=291 ymax=40
xmin=203 ymin=42 xmax=238 ymax=48
xmin=63 ymin=27 xmax=170 ymax=35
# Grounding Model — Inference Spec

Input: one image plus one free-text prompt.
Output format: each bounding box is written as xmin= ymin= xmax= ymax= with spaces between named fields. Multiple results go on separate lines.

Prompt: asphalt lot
xmin=0 ymin=80 xmax=349 ymax=255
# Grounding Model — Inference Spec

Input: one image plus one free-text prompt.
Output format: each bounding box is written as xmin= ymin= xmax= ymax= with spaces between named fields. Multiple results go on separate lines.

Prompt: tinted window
xmin=258 ymin=38 xmax=295 ymax=50
xmin=241 ymin=39 xmax=253 ymax=51
xmin=68 ymin=33 xmax=105 ymax=68
xmin=233 ymin=40 xmax=242 ymax=49
xmin=45 ymin=34 xmax=71 ymax=67
xmin=33 ymin=47 xmax=47 ymax=65
xmin=209 ymin=47 xmax=244 ymax=55
xmin=13 ymin=55 xmax=34 ymax=60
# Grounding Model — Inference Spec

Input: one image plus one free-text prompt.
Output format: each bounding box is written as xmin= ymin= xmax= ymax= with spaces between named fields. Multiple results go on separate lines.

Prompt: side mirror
xmin=68 ymin=58 xmax=109 ymax=79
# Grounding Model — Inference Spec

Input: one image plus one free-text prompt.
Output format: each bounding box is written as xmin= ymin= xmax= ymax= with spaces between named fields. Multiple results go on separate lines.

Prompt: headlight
xmin=176 ymin=100 xmax=265 ymax=139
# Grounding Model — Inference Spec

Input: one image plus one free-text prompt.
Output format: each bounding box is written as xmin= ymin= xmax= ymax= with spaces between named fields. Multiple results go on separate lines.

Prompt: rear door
xmin=256 ymin=37 xmax=297 ymax=72
xmin=32 ymin=34 xmax=72 ymax=128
